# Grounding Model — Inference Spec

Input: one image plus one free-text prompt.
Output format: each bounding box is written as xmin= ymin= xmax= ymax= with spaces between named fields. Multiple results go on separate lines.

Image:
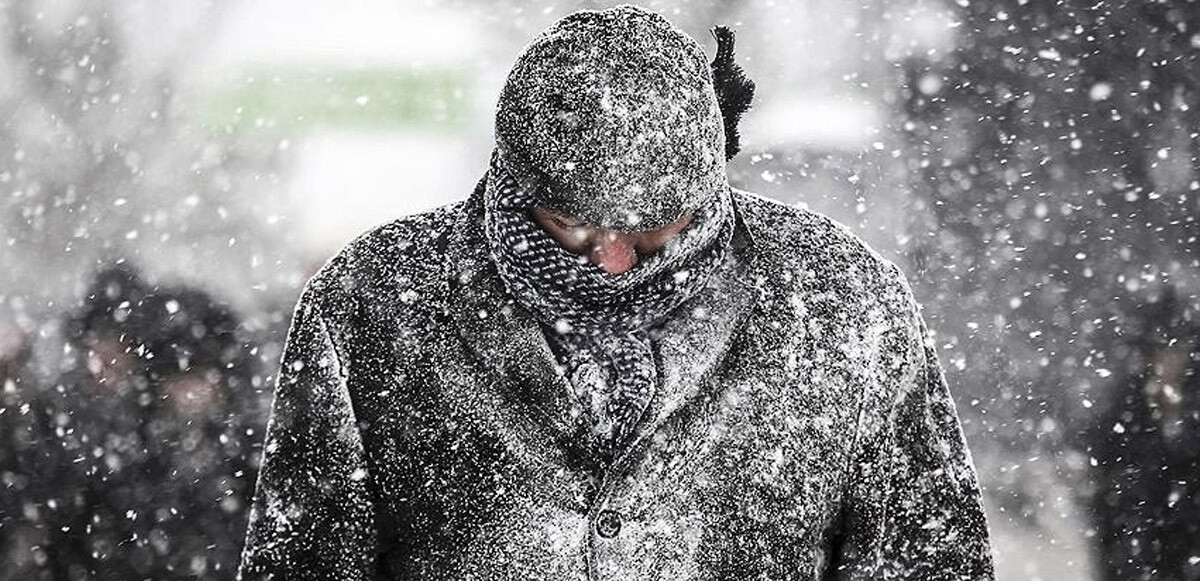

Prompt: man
xmin=238 ymin=6 xmax=994 ymax=580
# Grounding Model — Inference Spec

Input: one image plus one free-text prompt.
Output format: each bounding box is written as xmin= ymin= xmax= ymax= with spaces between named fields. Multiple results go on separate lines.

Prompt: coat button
xmin=596 ymin=509 xmax=622 ymax=539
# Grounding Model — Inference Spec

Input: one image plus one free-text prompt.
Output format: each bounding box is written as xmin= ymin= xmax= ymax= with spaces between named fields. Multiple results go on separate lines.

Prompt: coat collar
xmin=440 ymin=176 xmax=759 ymax=469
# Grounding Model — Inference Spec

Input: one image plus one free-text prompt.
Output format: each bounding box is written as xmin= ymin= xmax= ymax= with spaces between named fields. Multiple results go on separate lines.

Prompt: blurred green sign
xmin=201 ymin=67 xmax=470 ymax=131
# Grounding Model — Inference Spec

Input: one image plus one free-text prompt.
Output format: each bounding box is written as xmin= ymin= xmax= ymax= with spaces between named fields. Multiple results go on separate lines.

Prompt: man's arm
xmin=833 ymin=271 xmax=995 ymax=580
xmin=238 ymin=282 xmax=375 ymax=581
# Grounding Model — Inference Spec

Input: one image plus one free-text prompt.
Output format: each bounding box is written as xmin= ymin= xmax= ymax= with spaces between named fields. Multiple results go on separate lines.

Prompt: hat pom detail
xmin=710 ymin=26 xmax=755 ymax=161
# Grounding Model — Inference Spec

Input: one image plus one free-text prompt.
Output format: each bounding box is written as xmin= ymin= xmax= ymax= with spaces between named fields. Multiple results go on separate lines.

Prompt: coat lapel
xmin=440 ymin=178 xmax=760 ymax=469
xmin=441 ymin=182 xmax=589 ymax=466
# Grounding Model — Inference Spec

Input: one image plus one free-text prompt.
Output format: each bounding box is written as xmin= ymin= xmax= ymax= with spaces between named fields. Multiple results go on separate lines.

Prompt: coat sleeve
xmin=832 ymin=280 xmax=995 ymax=580
xmin=237 ymin=284 xmax=376 ymax=581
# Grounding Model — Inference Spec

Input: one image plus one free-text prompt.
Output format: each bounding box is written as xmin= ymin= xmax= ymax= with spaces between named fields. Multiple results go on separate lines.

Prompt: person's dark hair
xmin=71 ymin=263 xmax=150 ymax=341
xmin=710 ymin=26 xmax=756 ymax=160
xmin=142 ymin=287 xmax=245 ymax=380
xmin=70 ymin=263 xmax=248 ymax=381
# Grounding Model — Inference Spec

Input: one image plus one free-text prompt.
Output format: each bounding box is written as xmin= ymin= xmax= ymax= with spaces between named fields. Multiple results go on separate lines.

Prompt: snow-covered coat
xmin=236 ymin=178 xmax=995 ymax=580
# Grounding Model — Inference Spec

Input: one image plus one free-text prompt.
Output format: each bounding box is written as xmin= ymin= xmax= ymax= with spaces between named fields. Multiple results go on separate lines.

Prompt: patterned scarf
xmin=482 ymin=150 xmax=734 ymax=458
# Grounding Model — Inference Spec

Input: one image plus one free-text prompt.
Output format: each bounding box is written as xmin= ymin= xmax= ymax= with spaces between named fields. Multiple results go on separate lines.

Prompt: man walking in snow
xmin=238 ymin=6 xmax=994 ymax=580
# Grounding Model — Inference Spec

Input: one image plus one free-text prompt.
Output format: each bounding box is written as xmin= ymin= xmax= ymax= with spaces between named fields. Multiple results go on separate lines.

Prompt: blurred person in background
xmin=0 ymin=320 xmax=38 ymax=573
xmin=238 ymin=6 xmax=993 ymax=580
xmin=1089 ymin=287 xmax=1200 ymax=581
xmin=1 ymin=264 xmax=260 ymax=581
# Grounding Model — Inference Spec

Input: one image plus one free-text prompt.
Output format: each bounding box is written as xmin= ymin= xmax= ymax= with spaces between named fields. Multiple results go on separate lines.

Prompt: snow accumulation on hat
xmin=494 ymin=4 xmax=753 ymax=232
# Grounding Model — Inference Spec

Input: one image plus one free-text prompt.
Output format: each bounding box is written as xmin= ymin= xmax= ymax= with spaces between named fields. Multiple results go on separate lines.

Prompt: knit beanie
xmin=494 ymin=5 xmax=728 ymax=231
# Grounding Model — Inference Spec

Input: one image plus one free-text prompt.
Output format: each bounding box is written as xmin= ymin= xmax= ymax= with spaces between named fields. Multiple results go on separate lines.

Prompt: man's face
xmin=530 ymin=207 xmax=693 ymax=275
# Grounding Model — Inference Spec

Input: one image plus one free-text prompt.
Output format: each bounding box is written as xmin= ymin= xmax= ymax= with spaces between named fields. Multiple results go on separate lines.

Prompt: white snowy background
xmin=2 ymin=0 xmax=1197 ymax=579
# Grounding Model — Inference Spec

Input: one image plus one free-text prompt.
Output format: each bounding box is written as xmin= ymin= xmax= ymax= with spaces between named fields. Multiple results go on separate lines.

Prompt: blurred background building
xmin=1 ymin=0 xmax=1197 ymax=579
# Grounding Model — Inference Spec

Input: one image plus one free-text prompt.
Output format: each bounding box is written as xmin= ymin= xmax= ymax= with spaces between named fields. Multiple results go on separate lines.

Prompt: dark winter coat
xmin=237 ymin=180 xmax=995 ymax=580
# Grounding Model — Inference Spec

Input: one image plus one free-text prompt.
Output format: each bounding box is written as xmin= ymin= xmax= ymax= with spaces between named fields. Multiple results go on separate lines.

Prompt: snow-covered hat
xmin=494 ymin=5 xmax=729 ymax=231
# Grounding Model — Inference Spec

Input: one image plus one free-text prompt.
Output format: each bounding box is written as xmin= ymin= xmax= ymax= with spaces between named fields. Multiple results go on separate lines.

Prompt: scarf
xmin=482 ymin=150 xmax=734 ymax=459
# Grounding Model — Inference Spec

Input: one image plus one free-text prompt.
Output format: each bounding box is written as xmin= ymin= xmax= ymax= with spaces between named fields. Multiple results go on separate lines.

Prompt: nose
xmin=590 ymin=231 xmax=638 ymax=274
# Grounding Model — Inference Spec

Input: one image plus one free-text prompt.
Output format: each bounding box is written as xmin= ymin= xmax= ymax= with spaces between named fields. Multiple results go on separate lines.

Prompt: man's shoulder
xmin=732 ymin=189 xmax=922 ymax=355
xmin=732 ymin=189 xmax=907 ymax=290
xmin=343 ymin=200 xmax=463 ymax=267
xmin=302 ymin=200 xmax=466 ymax=320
